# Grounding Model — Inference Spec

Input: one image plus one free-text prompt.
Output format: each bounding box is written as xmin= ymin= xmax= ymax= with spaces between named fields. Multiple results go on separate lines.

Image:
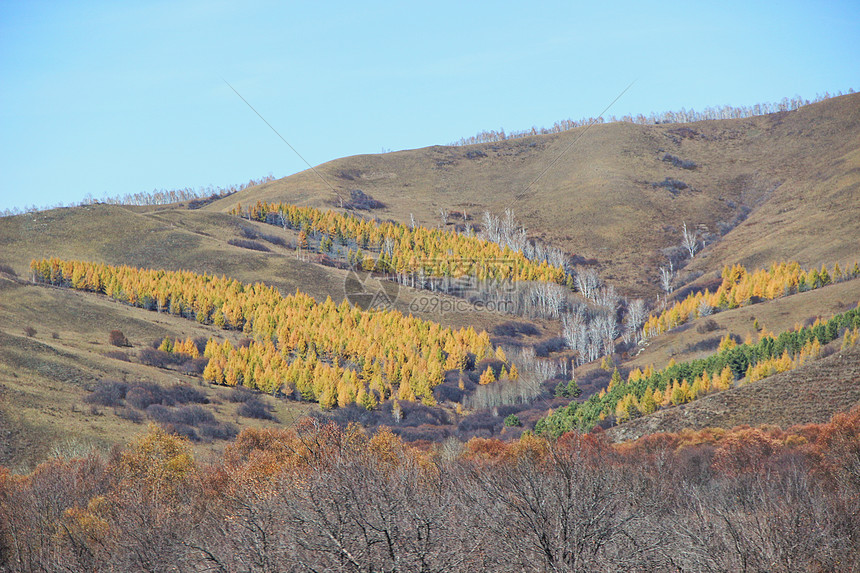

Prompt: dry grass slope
xmin=607 ymin=344 xmax=860 ymax=442
xmin=0 ymin=276 xmax=314 ymax=470
xmin=211 ymin=93 xmax=860 ymax=298
xmin=1 ymin=95 xmax=858 ymax=461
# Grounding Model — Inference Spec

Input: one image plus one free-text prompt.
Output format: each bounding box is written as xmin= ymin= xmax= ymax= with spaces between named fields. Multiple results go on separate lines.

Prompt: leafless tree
xmin=593 ymin=285 xmax=619 ymax=310
xmin=562 ymin=308 xmax=588 ymax=357
xmin=574 ymin=268 xmax=602 ymax=300
xmin=593 ymin=312 xmax=619 ymax=357
xmin=659 ymin=265 xmax=675 ymax=294
xmin=470 ymin=441 xmax=663 ymax=571
xmin=682 ymin=222 xmax=699 ymax=258
xmin=438 ymin=207 xmax=449 ymax=227
xmin=624 ymin=299 xmax=647 ymax=343
xmin=529 ymin=282 xmax=567 ymax=318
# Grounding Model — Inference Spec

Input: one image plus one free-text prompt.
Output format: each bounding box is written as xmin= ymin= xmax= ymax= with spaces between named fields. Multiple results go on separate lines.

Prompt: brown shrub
xmin=109 ymin=329 xmax=131 ymax=347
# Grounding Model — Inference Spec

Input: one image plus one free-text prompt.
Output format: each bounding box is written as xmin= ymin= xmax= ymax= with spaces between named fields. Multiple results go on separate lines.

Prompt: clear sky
xmin=1 ymin=0 xmax=858 ymax=211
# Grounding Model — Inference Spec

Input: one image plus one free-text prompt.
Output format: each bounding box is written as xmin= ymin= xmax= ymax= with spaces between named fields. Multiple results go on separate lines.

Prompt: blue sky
xmin=1 ymin=0 xmax=858 ymax=211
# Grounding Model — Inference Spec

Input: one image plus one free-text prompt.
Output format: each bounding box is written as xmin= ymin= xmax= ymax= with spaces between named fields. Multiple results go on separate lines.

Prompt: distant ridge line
xmin=451 ymin=89 xmax=855 ymax=146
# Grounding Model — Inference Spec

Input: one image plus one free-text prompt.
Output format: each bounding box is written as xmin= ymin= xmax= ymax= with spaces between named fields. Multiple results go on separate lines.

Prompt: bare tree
xmin=624 ymin=299 xmax=647 ymax=343
xmin=659 ymin=265 xmax=675 ymax=294
xmin=682 ymin=222 xmax=699 ymax=258
xmin=439 ymin=207 xmax=449 ymax=227
xmin=594 ymin=285 xmax=619 ymax=310
xmin=593 ymin=312 xmax=619 ymax=357
xmin=574 ymin=268 xmax=602 ymax=300
xmin=562 ymin=309 xmax=588 ymax=358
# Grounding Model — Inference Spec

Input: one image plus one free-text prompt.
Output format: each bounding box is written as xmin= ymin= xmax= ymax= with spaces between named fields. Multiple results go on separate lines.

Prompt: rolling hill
xmin=1 ymin=93 xmax=859 ymax=468
xmin=208 ymin=93 xmax=860 ymax=298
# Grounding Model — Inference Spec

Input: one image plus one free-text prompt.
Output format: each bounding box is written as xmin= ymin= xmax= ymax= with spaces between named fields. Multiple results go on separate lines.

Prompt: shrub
xmin=343 ymin=189 xmax=385 ymax=210
xmin=138 ymin=347 xmax=184 ymax=368
xmin=84 ymin=380 xmax=129 ymax=407
xmin=226 ymin=387 xmax=255 ymax=403
xmin=239 ymin=226 xmax=259 ymax=239
xmin=171 ymin=405 xmax=215 ymax=426
xmin=23 ymin=326 xmax=36 ymax=337
xmin=652 ymin=178 xmax=689 ymax=195
xmin=433 ymin=383 xmax=464 ymax=404
xmin=198 ymin=422 xmax=238 ymax=441
xmin=492 ymin=321 xmax=541 ymax=337
xmin=504 ymin=414 xmax=522 ymax=427
xmin=145 ymin=404 xmax=173 ymax=424
xmin=393 ymin=425 xmax=451 ymax=442
xmin=683 ymin=336 xmax=723 ymax=354
xmin=162 ymin=423 xmax=199 ymax=442
xmin=115 ymin=407 xmax=143 ymax=423
xmin=180 ymin=356 xmax=209 ymax=375
xmin=457 ymin=412 xmax=500 ymax=435
xmin=259 ymin=232 xmax=286 ymax=247
xmin=0 ymin=263 xmax=18 ymax=277
xmin=165 ymin=384 xmax=208 ymax=405
xmin=227 ymin=238 xmax=271 ymax=252
xmin=109 ymin=329 xmax=131 ymax=347
xmin=662 ymin=153 xmax=697 ymax=170
xmin=535 ymin=337 xmax=566 ymax=357
xmin=397 ymin=402 xmax=449 ymax=427
xmin=128 ymin=385 xmax=162 ymax=410
xmin=696 ymin=319 xmax=721 ymax=334
xmin=236 ymin=399 xmax=278 ymax=421
xmin=104 ymin=350 xmax=130 ymax=362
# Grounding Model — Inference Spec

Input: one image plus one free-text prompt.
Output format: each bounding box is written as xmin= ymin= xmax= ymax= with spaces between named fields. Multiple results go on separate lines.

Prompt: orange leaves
xmin=116 ymin=424 xmax=195 ymax=500
xmin=711 ymin=427 xmax=782 ymax=477
xmin=478 ymin=366 xmax=496 ymax=385
xmin=31 ymin=258 xmax=508 ymax=410
xmin=643 ymin=261 xmax=850 ymax=341
xmin=232 ymin=201 xmax=570 ymax=286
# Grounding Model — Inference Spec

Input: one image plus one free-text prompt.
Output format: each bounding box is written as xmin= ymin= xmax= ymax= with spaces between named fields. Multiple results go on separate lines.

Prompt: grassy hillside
xmin=0 ymin=204 xmax=513 ymax=332
xmin=1 ymin=95 xmax=858 ymax=464
xmin=210 ymin=93 xmax=860 ymax=298
xmin=0 ymin=206 xmax=520 ymax=468
xmin=626 ymin=279 xmax=860 ymax=370
xmin=0 ymin=275 xmax=317 ymax=470
xmin=606 ymin=343 xmax=860 ymax=442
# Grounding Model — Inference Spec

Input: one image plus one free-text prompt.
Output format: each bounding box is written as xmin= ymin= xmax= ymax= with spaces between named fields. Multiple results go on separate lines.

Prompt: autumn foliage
xmin=539 ymin=303 xmax=860 ymax=434
xmin=2 ymin=408 xmax=860 ymax=571
xmin=232 ymin=201 xmax=570 ymax=284
xmin=643 ymin=261 xmax=859 ymax=339
xmin=30 ymin=258 xmax=503 ymax=408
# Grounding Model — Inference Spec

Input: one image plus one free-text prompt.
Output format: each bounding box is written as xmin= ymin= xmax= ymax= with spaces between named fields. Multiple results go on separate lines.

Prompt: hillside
xmin=0 ymin=204 xmax=512 ymax=332
xmin=0 ymin=95 xmax=858 ymax=469
xmin=606 ymin=344 xmax=860 ymax=442
xmin=209 ymin=93 xmax=860 ymax=298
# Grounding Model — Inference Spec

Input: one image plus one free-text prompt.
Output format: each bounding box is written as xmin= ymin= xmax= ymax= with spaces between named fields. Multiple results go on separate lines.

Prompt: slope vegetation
xmin=607 ymin=344 xmax=860 ymax=442
xmin=211 ymin=93 xmax=860 ymax=298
